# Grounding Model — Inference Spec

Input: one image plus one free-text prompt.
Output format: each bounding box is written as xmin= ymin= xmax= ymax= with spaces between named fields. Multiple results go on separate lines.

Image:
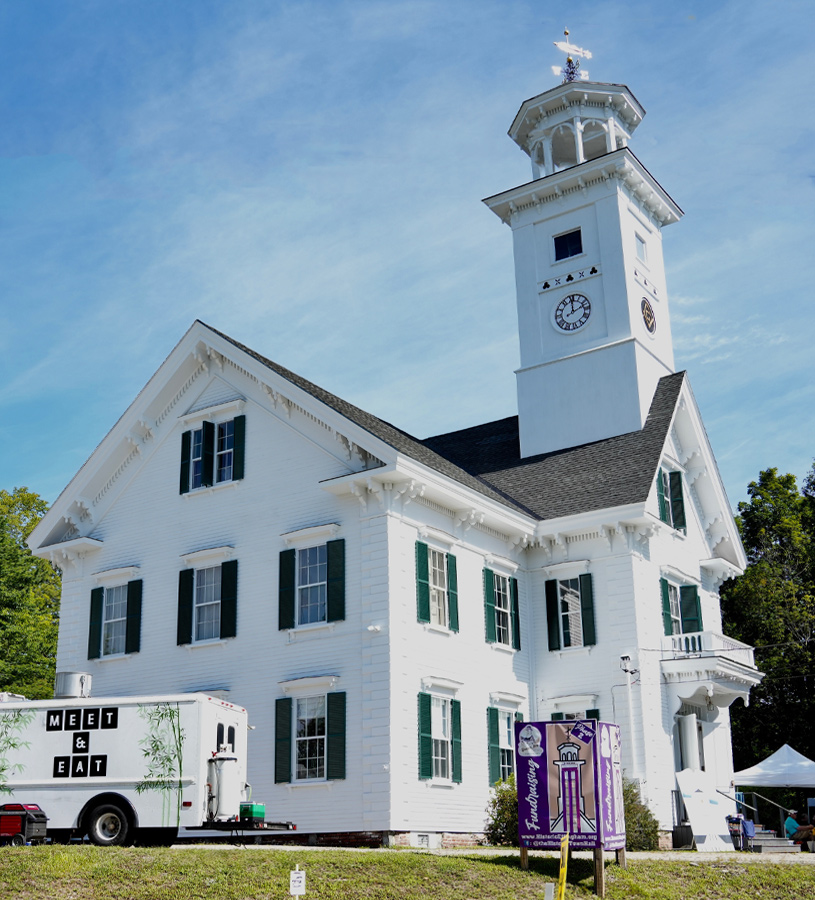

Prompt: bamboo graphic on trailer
xmin=135 ymin=702 xmax=185 ymax=827
xmin=0 ymin=709 xmax=35 ymax=794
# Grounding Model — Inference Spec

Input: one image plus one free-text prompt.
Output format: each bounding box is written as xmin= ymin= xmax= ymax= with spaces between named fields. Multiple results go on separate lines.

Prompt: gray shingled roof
xmin=422 ymin=372 xmax=686 ymax=520
xmin=206 ymin=321 xmax=684 ymax=522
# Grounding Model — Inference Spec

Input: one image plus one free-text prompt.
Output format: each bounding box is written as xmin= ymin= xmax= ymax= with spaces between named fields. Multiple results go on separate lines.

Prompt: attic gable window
xmin=180 ymin=415 xmax=245 ymax=494
xmin=657 ymin=468 xmax=686 ymax=532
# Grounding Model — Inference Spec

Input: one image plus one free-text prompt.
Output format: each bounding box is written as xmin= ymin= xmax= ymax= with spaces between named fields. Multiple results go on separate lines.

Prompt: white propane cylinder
xmin=207 ymin=752 xmax=241 ymax=821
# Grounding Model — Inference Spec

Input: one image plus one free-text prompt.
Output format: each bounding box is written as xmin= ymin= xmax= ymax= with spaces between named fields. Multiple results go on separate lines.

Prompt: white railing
xmin=662 ymin=631 xmax=756 ymax=668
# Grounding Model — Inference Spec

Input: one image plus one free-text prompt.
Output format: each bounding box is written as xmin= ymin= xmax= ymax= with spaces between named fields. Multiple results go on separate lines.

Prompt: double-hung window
xmin=88 ymin=578 xmax=142 ymax=660
xmin=278 ymin=539 xmax=345 ymax=629
xmin=483 ymin=569 xmax=521 ymax=649
xmin=554 ymin=228 xmax=583 ymax=261
xmin=418 ymin=692 xmax=462 ymax=782
xmin=545 ymin=573 xmax=596 ymax=651
xmin=656 ymin=467 xmax=686 ymax=531
xmin=180 ymin=414 xmax=245 ymax=494
xmin=274 ymin=691 xmax=346 ymax=783
xmin=660 ymin=578 xmax=703 ymax=637
xmin=177 ymin=559 xmax=238 ymax=645
xmin=487 ymin=707 xmax=522 ymax=784
xmin=416 ymin=542 xmax=459 ymax=632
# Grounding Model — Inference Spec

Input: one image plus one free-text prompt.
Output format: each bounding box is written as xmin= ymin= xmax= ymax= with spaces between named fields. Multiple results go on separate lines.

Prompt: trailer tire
xmin=87 ymin=803 xmax=131 ymax=846
xmin=10 ymin=833 xmax=25 ymax=847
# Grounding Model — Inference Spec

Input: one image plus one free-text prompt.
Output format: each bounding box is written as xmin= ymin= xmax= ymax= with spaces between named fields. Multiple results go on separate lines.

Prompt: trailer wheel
xmin=87 ymin=803 xmax=130 ymax=846
xmin=10 ymin=833 xmax=25 ymax=847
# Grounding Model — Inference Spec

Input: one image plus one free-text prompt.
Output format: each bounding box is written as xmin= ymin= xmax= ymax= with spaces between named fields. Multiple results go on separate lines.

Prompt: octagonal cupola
xmin=509 ymin=82 xmax=645 ymax=179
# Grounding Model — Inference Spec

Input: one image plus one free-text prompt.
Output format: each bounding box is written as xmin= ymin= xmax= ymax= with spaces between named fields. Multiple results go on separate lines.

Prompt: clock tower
xmin=484 ymin=78 xmax=683 ymax=458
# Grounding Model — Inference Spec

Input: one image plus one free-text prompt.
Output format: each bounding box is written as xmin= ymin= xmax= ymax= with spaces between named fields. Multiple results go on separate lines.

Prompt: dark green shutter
xmin=179 ymin=430 xmax=192 ymax=495
xmin=545 ymin=579 xmax=561 ymax=650
xmin=515 ymin=711 xmax=524 ymax=724
xmin=669 ymin=471 xmax=686 ymax=531
xmin=220 ymin=560 xmax=238 ymax=639
xmin=661 ymin=578 xmax=673 ymax=636
xmin=416 ymin=542 xmax=430 ymax=624
xmin=680 ymin=585 xmax=703 ymax=633
xmin=447 ymin=553 xmax=459 ymax=632
xmin=177 ymin=569 xmax=194 ymax=645
xmin=201 ymin=420 xmax=215 ymax=487
xmin=418 ymin=692 xmax=432 ymax=780
xmin=274 ymin=697 xmax=292 ymax=783
xmin=657 ymin=469 xmax=668 ymax=523
xmin=579 ymin=573 xmax=596 ymax=646
xmin=326 ymin=691 xmax=346 ymax=780
xmin=587 ymin=709 xmax=600 ymax=720
xmin=88 ymin=587 xmax=104 ymax=660
xmin=483 ymin=568 xmax=496 ymax=643
xmin=451 ymin=699 xmax=462 ymax=784
xmin=326 ymin=539 xmax=345 ymax=622
xmin=124 ymin=579 xmax=142 ymax=654
xmin=278 ymin=549 xmax=296 ymax=630
xmin=232 ymin=415 xmax=246 ymax=481
xmin=487 ymin=707 xmax=500 ymax=785
xmin=551 ymin=712 xmax=564 ymax=721
xmin=510 ymin=577 xmax=521 ymax=650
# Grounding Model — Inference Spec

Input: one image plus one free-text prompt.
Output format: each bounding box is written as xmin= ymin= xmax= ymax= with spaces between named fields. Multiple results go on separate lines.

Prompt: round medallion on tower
xmin=640 ymin=297 xmax=657 ymax=335
xmin=553 ymin=293 xmax=592 ymax=332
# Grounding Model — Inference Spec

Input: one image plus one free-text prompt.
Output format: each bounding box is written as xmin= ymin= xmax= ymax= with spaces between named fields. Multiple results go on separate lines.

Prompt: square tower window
xmin=554 ymin=229 xmax=583 ymax=261
xmin=635 ymin=234 xmax=647 ymax=262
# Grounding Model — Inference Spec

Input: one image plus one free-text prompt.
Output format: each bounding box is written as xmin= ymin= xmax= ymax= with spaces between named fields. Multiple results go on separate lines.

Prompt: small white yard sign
xmin=290 ymin=865 xmax=306 ymax=896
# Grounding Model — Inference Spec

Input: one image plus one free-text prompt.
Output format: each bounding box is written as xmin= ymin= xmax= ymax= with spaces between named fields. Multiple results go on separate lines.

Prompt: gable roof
xmin=212 ymin=323 xmax=683 ymax=522
xmin=205 ymin=324 xmax=532 ymax=515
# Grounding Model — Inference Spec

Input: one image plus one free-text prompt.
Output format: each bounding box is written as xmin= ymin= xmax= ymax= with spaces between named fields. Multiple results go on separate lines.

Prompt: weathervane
xmin=551 ymin=28 xmax=592 ymax=83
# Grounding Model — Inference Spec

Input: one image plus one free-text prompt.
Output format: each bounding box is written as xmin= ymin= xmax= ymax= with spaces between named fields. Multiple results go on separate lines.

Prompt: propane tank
xmin=206 ymin=750 xmax=240 ymax=821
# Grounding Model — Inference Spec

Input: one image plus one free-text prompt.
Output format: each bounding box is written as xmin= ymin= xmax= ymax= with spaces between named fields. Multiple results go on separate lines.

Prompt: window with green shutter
xmin=279 ymin=540 xmax=345 ymax=629
xmin=89 ymin=579 xmax=144 ymax=659
xmin=484 ymin=569 xmax=521 ymax=649
xmin=545 ymin=575 xmax=596 ymax=649
xmin=661 ymin=579 xmax=703 ymax=637
xmin=179 ymin=414 xmax=246 ymax=494
xmin=177 ymin=562 xmax=238 ymax=644
xmin=419 ymin=692 xmax=460 ymax=782
xmin=275 ymin=697 xmax=292 ymax=783
xmin=416 ymin=542 xmax=457 ymax=631
xmin=487 ymin=707 xmax=516 ymax=785
xmin=657 ymin=468 xmax=686 ymax=532
xmin=277 ymin=691 xmax=347 ymax=783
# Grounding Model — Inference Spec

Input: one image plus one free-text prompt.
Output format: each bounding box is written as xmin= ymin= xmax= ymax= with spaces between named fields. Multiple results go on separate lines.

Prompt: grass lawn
xmin=1 ymin=846 xmax=815 ymax=899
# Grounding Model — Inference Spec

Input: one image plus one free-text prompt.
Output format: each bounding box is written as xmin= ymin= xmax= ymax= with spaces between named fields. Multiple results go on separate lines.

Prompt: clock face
xmin=641 ymin=297 xmax=657 ymax=334
xmin=554 ymin=293 xmax=591 ymax=332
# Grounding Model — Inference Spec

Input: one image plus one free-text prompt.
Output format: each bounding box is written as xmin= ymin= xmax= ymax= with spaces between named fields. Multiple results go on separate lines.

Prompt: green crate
xmin=240 ymin=802 xmax=266 ymax=820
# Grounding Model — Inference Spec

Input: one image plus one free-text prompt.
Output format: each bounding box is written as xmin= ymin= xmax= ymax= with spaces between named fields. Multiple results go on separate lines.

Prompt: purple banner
xmin=515 ymin=720 xmax=625 ymax=850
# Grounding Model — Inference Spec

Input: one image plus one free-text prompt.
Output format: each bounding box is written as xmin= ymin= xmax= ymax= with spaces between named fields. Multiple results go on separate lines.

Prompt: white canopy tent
xmin=733 ymin=744 xmax=815 ymax=788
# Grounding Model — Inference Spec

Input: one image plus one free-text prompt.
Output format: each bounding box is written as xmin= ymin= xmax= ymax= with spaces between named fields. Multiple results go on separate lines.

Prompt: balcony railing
xmin=661 ymin=630 xmax=756 ymax=669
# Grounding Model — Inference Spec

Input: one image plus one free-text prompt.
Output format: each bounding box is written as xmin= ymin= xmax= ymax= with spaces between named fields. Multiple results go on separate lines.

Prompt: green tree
xmin=0 ymin=488 xmax=61 ymax=699
xmin=720 ymin=467 xmax=815 ymax=771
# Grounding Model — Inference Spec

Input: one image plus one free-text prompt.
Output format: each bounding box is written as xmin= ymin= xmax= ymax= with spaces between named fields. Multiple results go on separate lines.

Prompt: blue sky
xmin=1 ymin=0 xmax=814 ymax=512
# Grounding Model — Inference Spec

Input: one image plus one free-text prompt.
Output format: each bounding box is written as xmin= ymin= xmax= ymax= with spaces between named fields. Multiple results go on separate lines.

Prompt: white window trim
xmin=293 ymin=693 xmax=329 ymax=784
xmin=180 ymin=545 xmax=234 ymax=567
xmin=416 ymin=525 xmax=458 ymax=549
xmin=286 ymin=621 xmax=337 ymax=641
xmin=423 ymin=622 xmax=453 ymax=637
xmin=182 ymin=479 xmax=239 ymax=500
xmin=489 ymin=691 xmax=525 ymax=708
xmin=420 ymin=675 xmax=462 ymax=694
xmin=278 ymin=674 xmax=340 ymax=695
xmin=549 ymin=693 xmax=598 ymax=711
xmin=282 ymin=523 xmax=339 ymax=547
xmin=180 ymin=398 xmax=245 ymax=426
xmin=660 ymin=565 xmax=700 ymax=587
xmin=295 ymin=543 xmax=329 ymax=627
xmin=551 ymin=227 xmax=585 ymax=265
xmin=92 ymin=565 xmax=140 ymax=585
xmin=541 ymin=559 xmax=590 ymax=578
xmin=101 ymin=583 xmax=129 ymax=658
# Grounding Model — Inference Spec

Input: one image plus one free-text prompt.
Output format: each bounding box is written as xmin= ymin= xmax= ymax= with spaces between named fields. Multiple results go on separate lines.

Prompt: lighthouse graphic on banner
xmin=552 ymin=737 xmax=595 ymax=833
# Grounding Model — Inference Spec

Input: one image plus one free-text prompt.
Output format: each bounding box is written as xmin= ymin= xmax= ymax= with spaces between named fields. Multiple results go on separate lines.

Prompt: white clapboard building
xmin=29 ymin=76 xmax=762 ymax=846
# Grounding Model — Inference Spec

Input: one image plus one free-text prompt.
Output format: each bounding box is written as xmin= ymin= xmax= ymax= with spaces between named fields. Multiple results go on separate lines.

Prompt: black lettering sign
xmin=53 ymin=757 xmax=70 ymax=778
xmin=71 ymin=756 xmax=89 ymax=777
xmin=83 ymin=709 xmax=100 ymax=730
xmin=90 ymin=755 xmax=107 ymax=777
xmin=64 ymin=709 xmax=81 ymax=731
xmin=46 ymin=710 xmax=64 ymax=732
xmin=72 ymin=731 xmax=90 ymax=754
xmin=100 ymin=707 xmax=118 ymax=730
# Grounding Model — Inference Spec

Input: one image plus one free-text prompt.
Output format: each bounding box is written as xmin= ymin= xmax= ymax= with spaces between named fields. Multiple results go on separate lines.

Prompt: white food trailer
xmin=0 ymin=682 xmax=273 ymax=845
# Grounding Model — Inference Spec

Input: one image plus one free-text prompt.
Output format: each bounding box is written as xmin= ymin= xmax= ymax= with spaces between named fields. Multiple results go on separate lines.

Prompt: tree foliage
xmin=483 ymin=775 xmax=519 ymax=846
xmin=720 ymin=466 xmax=815 ymax=770
xmin=623 ymin=778 xmax=659 ymax=851
xmin=0 ymin=488 xmax=61 ymax=699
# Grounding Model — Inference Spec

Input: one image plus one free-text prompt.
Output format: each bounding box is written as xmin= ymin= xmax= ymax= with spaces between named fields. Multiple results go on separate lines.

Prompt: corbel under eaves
xmin=454 ymin=509 xmax=484 ymax=533
xmin=395 ymin=479 xmax=425 ymax=509
xmin=207 ymin=347 xmax=225 ymax=370
xmin=508 ymin=533 xmax=531 ymax=554
xmin=262 ymin=384 xmax=292 ymax=418
xmin=192 ymin=346 xmax=210 ymax=373
xmin=349 ymin=481 xmax=368 ymax=512
xmin=602 ymin=522 xmax=625 ymax=551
